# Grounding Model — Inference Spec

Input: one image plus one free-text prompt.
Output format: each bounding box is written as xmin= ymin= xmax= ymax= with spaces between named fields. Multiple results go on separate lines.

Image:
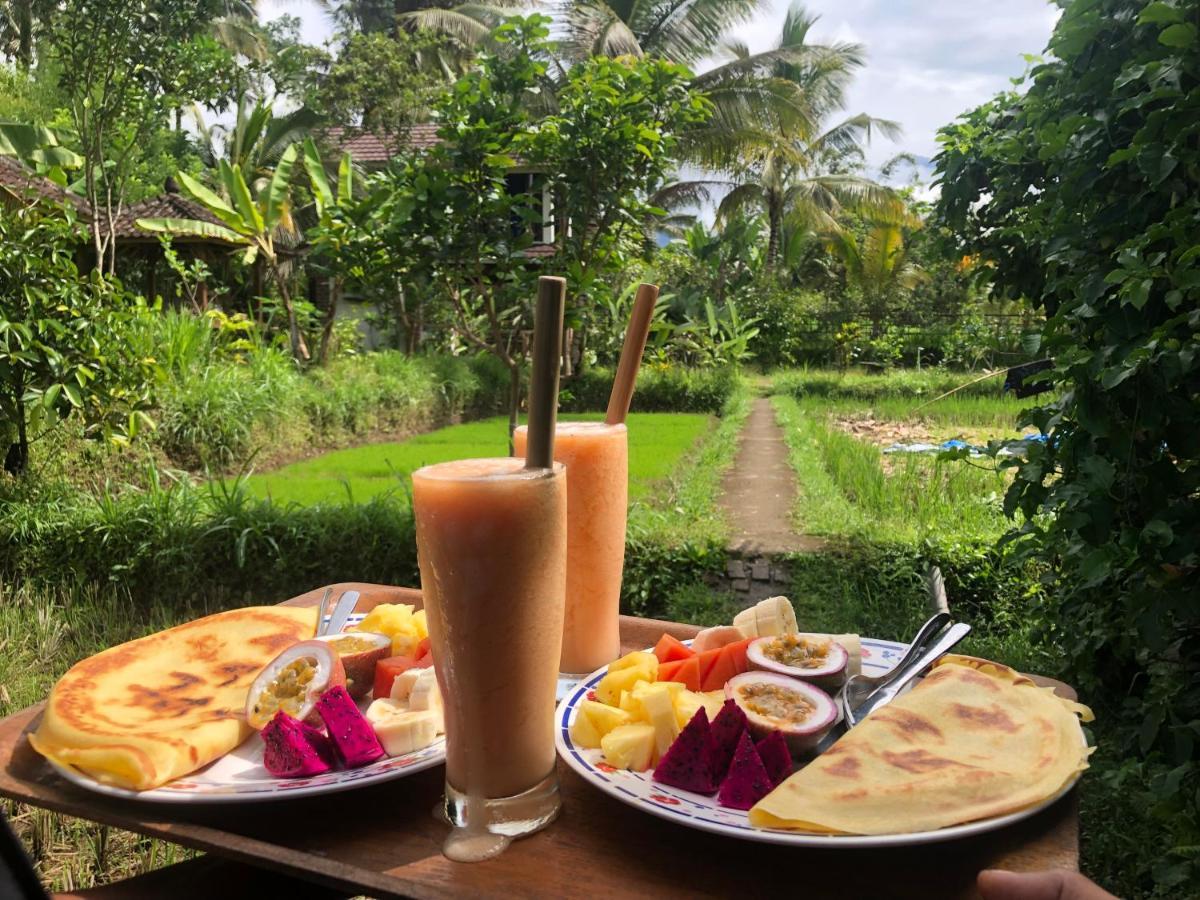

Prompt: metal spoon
xmin=843 ymin=621 xmax=971 ymax=727
xmin=325 ymin=590 xmax=361 ymax=637
xmin=839 ymin=612 xmax=952 ymax=715
xmin=315 ymin=587 xmax=334 ymax=636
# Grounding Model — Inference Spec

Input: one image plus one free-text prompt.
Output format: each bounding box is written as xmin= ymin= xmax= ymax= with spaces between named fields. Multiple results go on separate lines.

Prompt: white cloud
xmin=717 ymin=0 xmax=1059 ymax=175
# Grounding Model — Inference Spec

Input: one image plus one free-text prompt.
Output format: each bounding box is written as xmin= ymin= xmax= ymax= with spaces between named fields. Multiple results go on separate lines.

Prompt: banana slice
xmin=407 ymin=667 xmax=443 ymax=715
xmin=732 ymin=596 xmax=798 ymax=638
xmin=388 ymin=668 xmax=423 ymax=703
xmin=365 ymin=699 xmax=441 ymax=755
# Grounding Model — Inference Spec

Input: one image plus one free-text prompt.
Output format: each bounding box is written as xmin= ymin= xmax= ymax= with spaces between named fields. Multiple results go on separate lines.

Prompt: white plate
xmin=45 ymin=613 xmax=446 ymax=804
xmin=555 ymin=637 xmax=1081 ymax=848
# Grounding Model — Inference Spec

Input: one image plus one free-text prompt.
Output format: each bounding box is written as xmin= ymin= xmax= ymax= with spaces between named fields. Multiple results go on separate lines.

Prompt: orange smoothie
xmin=412 ymin=458 xmax=566 ymax=800
xmin=514 ymin=422 xmax=627 ymax=674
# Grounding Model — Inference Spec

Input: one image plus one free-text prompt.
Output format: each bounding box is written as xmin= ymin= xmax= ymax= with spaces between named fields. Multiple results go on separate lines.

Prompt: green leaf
xmin=264 ymin=144 xmax=297 ymax=231
xmin=175 ymin=171 xmax=247 ymax=233
xmin=1141 ymin=520 xmax=1174 ymax=547
xmin=42 ymin=383 xmax=62 ymax=409
xmin=135 ymin=217 xmax=245 ymax=245
xmin=1138 ymin=2 xmax=1182 ymax=25
xmin=225 ymin=162 xmax=264 ymax=235
xmin=62 ymin=382 xmax=82 ymax=408
xmin=1158 ymin=23 xmax=1196 ymax=47
xmin=301 ymin=138 xmax=332 ymax=217
xmin=338 ymin=154 xmax=353 ymax=204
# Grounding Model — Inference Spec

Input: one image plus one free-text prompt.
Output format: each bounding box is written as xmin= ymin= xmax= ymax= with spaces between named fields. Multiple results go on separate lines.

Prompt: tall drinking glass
xmin=514 ymin=422 xmax=627 ymax=676
xmin=412 ymin=457 xmax=566 ymax=861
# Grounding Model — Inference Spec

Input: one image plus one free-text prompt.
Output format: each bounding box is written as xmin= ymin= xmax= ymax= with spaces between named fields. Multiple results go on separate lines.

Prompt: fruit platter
xmin=556 ymin=596 xmax=1094 ymax=847
xmin=31 ymin=602 xmax=449 ymax=804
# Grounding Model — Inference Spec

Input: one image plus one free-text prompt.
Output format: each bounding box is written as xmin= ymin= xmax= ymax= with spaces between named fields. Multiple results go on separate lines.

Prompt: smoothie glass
xmin=412 ymin=457 xmax=567 ymax=857
xmin=514 ymin=422 xmax=628 ymax=676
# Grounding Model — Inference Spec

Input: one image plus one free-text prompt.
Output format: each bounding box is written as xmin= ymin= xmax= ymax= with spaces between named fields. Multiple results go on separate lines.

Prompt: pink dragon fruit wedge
xmin=653 ymin=708 xmax=717 ymax=794
xmin=717 ymin=730 xmax=774 ymax=811
xmin=709 ymin=699 xmax=750 ymax=782
xmin=316 ymin=685 xmax=384 ymax=767
xmin=262 ymin=711 xmax=335 ymax=778
xmin=755 ymin=730 xmax=793 ymax=787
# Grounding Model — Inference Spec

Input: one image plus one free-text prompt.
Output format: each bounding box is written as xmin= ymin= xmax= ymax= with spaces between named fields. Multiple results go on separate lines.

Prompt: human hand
xmin=977 ymin=869 xmax=1117 ymax=900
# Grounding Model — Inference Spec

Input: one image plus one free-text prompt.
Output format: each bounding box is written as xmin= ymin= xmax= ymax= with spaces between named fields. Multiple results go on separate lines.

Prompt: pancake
xmin=29 ymin=606 xmax=317 ymax=791
xmin=749 ymin=654 xmax=1094 ymax=834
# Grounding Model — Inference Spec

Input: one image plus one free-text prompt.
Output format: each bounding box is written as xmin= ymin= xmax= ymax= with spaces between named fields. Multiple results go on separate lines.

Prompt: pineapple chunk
xmin=618 ymin=690 xmax=640 ymax=716
xmin=634 ymin=679 xmax=682 ymax=700
xmin=673 ymin=690 xmax=705 ymax=728
xmin=596 ymin=665 xmax=650 ymax=706
xmin=412 ymin=609 xmax=429 ymax=640
xmin=608 ymin=651 xmax=658 ymax=676
xmin=637 ymin=683 xmax=681 ymax=760
xmin=391 ymin=629 xmax=421 ymax=658
xmin=601 ymin=723 xmax=657 ymax=771
xmin=570 ymin=710 xmax=603 ymax=749
xmin=580 ymin=700 xmax=633 ymax=738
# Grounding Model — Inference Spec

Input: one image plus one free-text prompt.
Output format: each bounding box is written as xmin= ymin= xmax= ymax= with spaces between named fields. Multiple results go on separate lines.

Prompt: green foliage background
xmin=935 ymin=0 xmax=1200 ymax=892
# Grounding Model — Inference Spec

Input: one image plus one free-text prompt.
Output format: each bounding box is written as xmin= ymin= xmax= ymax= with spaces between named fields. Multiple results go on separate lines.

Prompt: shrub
xmin=563 ymin=364 xmax=738 ymax=415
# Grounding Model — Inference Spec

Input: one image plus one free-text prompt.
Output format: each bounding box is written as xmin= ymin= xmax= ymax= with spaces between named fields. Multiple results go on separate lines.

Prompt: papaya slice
xmin=674 ymin=656 xmax=702 ymax=691
xmin=653 ymin=634 xmax=694 ymax=664
xmin=694 ymin=648 xmax=722 ymax=685
xmin=657 ymin=659 xmax=685 ymax=684
xmin=720 ymin=638 xmax=753 ymax=677
xmin=700 ymin=648 xmax=739 ymax=692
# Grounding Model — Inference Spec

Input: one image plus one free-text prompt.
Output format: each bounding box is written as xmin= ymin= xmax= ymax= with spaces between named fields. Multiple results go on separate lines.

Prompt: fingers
xmin=977 ymin=869 xmax=1118 ymax=900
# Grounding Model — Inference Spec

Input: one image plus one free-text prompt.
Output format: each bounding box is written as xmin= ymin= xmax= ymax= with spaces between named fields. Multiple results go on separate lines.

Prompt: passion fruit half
xmin=746 ymin=633 xmax=848 ymax=691
xmin=725 ymin=671 xmax=838 ymax=754
xmin=314 ymin=631 xmax=391 ymax=699
xmin=246 ymin=640 xmax=346 ymax=730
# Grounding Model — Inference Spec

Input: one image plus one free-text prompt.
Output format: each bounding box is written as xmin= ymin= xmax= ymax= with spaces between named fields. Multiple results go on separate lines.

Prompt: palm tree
xmin=826 ymin=221 xmax=925 ymax=335
xmin=410 ymin=0 xmax=861 ymax=170
xmin=0 ymin=0 xmax=51 ymax=68
xmin=192 ymin=93 xmax=322 ymax=197
xmin=657 ymin=6 xmax=904 ymax=270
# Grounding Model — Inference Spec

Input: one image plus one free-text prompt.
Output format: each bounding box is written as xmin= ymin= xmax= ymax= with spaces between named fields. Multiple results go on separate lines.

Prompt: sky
xmin=260 ymin=0 xmax=1059 ymax=180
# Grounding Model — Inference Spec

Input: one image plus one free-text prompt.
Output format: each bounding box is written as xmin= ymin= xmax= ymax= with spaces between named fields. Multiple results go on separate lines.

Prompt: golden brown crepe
xmin=749 ymin=655 xmax=1094 ymax=834
xmin=29 ymin=606 xmax=317 ymax=791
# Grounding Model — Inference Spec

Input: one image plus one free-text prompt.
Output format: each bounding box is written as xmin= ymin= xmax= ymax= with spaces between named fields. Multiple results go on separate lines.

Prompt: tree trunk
xmin=766 ymin=207 xmax=782 ymax=272
xmin=252 ymin=258 xmax=265 ymax=324
xmin=275 ymin=269 xmax=311 ymax=362
xmin=4 ymin=391 xmax=28 ymax=476
xmin=318 ymin=278 xmax=339 ymax=365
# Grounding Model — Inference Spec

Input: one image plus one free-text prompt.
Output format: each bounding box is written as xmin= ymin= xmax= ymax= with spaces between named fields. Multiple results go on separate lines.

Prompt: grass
xmin=772 ymin=394 xmax=1011 ymax=543
xmin=238 ymin=412 xmax=713 ymax=507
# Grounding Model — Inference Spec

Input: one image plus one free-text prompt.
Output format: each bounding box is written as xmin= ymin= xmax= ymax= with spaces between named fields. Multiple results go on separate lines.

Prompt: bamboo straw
xmin=525 ymin=276 xmax=566 ymax=469
xmin=605 ymin=283 xmax=660 ymax=425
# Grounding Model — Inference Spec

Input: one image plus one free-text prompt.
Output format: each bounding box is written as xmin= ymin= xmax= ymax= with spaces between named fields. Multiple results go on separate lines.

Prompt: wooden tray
xmin=0 ymin=583 xmax=1079 ymax=899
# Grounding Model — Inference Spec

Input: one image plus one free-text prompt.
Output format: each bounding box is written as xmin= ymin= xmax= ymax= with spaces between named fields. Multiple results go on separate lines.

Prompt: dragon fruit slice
xmin=316 ymin=685 xmax=385 ymax=768
xmin=261 ymin=711 xmax=335 ymax=778
xmin=717 ymin=730 xmax=774 ymax=810
xmin=755 ymin=730 xmax=793 ymax=787
xmin=653 ymin=708 xmax=717 ymax=794
xmin=710 ymin=699 xmax=750 ymax=781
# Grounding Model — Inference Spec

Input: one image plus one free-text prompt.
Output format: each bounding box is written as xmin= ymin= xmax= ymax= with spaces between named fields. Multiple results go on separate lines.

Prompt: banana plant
xmin=137 ymin=144 xmax=311 ymax=361
xmin=300 ymin=136 xmax=355 ymax=363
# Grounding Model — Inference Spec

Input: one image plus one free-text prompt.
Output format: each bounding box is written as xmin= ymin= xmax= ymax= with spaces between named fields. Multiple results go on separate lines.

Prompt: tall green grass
xmin=772 ymin=366 xmax=1017 ymax=401
xmin=772 ymin=395 xmax=1010 ymax=543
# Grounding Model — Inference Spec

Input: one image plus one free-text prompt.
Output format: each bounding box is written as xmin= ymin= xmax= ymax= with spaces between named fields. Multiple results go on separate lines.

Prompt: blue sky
xmin=261 ymin=0 xmax=1059 ymax=178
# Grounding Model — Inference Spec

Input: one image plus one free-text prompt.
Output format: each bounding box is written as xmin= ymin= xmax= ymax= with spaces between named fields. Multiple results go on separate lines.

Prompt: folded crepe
xmin=749 ymin=655 xmax=1094 ymax=835
xmin=29 ymin=605 xmax=317 ymax=791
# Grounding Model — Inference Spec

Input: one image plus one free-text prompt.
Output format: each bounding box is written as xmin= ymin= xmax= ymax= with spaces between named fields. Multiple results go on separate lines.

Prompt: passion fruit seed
xmin=763 ymin=634 xmax=832 ymax=669
xmin=252 ymin=658 xmax=317 ymax=722
xmin=737 ymin=682 xmax=815 ymax=723
xmin=327 ymin=635 xmax=382 ymax=654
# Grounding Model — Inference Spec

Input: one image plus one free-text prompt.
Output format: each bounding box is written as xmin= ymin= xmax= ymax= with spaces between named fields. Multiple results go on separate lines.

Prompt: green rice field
xmin=239 ymin=412 xmax=713 ymax=506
